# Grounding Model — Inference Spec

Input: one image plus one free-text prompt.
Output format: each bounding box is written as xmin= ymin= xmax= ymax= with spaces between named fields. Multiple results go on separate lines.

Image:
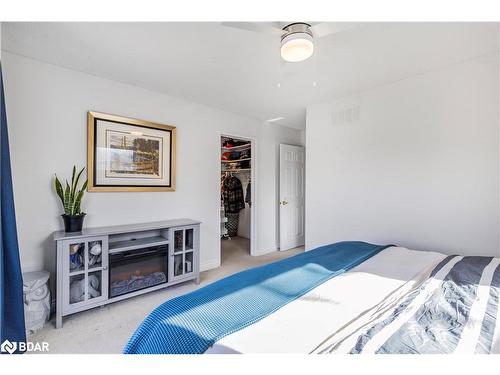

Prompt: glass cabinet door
xmin=184 ymin=251 xmax=194 ymax=275
xmin=64 ymin=236 xmax=108 ymax=310
xmin=88 ymin=240 xmax=103 ymax=269
xmin=68 ymin=242 xmax=85 ymax=273
xmin=185 ymin=228 xmax=194 ymax=251
xmin=169 ymin=226 xmax=197 ymax=281
xmin=69 ymin=273 xmax=85 ymax=304
xmin=87 ymin=270 xmax=103 ymax=300
xmin=173 ymin=230 xmax=184 ymax=253
xmin=173 ymin=254 xmax=184 ymax=277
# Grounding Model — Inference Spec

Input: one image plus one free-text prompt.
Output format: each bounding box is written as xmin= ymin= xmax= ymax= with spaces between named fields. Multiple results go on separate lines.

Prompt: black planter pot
xmin=61 ymin=213 xmax=86 ymax=233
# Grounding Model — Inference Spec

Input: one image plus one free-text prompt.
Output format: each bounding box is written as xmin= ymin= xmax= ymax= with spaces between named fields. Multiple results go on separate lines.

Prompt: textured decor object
xmin=87 ymin=111 xmax=176 ymax=192
xmin=23 ymin=271 xmax=50 ymax=334
xmin=54 ymin=166 xmax=88 ymax=232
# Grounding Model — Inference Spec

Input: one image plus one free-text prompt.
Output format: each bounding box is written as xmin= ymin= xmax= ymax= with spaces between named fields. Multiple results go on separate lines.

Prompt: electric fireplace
xmin=109 ymin=244 xmax=168 ymax=298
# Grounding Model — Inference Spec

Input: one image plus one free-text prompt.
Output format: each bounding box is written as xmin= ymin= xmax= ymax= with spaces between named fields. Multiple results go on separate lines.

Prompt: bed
xmin=123 ymin=242 xmax=500 ymax=354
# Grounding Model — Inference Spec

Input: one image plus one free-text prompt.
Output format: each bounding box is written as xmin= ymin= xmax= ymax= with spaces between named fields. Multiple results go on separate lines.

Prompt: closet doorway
xmin=220 ymin=134 xmax=255 ymax=264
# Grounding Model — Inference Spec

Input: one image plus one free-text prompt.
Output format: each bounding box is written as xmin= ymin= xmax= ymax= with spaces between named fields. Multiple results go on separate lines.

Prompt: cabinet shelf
xmin=109 ymin=236 xmax=169 ymax=253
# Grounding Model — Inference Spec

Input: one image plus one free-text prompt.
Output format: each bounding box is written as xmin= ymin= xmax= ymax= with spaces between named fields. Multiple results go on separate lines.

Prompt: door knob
xmin=281 ymin=200 xmax=288 ymax=205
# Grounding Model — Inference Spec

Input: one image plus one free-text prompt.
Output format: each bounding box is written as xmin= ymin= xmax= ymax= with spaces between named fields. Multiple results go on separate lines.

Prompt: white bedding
xmin=205 ymin=246 xmax=445 ymax=354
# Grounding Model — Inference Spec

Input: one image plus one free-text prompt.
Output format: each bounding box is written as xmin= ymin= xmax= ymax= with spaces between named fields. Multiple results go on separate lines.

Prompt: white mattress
xmin=205 ymin=246 xmax=445 ymax=354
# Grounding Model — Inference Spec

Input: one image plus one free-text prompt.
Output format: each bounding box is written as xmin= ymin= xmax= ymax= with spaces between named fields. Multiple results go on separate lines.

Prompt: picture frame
xmin=87 ymin=111 xmax=176 ymax=192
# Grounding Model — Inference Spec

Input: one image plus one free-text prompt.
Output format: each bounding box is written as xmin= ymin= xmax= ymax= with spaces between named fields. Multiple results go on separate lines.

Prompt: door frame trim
xmin=219 ymin=133 xmax=257 ymax=262
xmin=279 ymin=143 xmax=305 ymax=251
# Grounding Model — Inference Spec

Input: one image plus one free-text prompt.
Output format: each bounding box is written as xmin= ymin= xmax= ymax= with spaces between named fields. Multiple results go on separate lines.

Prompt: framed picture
xmin=87 ymin=111 xmax=176 ymax=192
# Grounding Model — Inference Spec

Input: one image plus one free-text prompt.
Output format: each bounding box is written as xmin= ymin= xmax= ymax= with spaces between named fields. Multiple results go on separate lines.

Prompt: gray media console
xmin=53 ymin=219 xmax=201 ymax=328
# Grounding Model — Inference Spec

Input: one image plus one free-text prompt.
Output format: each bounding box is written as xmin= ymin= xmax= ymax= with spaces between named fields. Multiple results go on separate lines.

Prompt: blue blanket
xmin=123 ymin=241 xmax=391 ymax=354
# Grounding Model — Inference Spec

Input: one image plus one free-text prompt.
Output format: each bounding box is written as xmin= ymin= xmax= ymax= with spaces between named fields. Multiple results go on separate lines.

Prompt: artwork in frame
xmin=87 ymin=111 xmax=176 ymax=192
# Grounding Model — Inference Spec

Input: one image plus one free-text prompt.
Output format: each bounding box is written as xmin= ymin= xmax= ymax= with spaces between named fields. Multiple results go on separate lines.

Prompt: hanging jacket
xmin=245 ymin=181 xmax=251 ymax=207
xmin=222 ymin=176 xmax=245 ymax=213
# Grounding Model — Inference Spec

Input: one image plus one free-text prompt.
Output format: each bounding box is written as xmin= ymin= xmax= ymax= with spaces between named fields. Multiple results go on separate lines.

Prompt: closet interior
xmin=220 ymin=136 xmax=252 ymax=261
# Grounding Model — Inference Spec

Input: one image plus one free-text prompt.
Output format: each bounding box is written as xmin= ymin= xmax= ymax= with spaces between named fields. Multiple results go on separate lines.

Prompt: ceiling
xmin=2 ymin=22 xmax=499 ymax=129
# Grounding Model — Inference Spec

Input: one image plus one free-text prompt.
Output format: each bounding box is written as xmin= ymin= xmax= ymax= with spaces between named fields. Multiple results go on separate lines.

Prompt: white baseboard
xmin=251 ymin=248 xmax=277 ymax=256
xmin=200 ymin=258 xmax=220 ymax=272
xmin=253 ymin=243 xmax=305 ymax=256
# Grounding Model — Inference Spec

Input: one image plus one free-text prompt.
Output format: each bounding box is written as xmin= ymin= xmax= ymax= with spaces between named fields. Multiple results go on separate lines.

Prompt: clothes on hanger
xmin=222 ymin=175 xmax=245 ymax=214
xmin=222 ymin=138 xmax=248 ymax=148
xmin=225 ymin=213 xmax=239 ymax=237
xmin=221 ymin=148 xmax=250 ymax=162
xmin=245 ymin=181 xmax=251 ymax=207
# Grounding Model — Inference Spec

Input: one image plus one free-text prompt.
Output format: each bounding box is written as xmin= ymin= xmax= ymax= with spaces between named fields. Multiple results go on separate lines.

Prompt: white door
xmin=279 ymin=144 xmax=305 ymax=251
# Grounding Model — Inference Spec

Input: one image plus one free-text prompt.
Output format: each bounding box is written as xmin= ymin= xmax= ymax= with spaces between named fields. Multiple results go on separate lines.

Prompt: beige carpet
xmin=28 ymin=238 xmax=303 ymax=354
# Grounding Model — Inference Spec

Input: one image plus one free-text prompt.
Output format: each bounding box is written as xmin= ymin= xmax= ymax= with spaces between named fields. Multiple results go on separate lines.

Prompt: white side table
xmin=23 ymin=271 xmax=50 ymax=334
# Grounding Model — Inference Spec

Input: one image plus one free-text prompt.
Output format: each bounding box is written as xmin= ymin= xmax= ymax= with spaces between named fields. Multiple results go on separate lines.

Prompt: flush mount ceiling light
xmin=280 ymin=23 xmax=314 ymax=63
xmin=222 ymin=21 xmax=365 ymax=62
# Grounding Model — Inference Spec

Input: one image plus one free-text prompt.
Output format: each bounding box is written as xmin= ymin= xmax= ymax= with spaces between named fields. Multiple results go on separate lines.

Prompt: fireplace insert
xmin=109 ymin=244 xmax=168 ymax=298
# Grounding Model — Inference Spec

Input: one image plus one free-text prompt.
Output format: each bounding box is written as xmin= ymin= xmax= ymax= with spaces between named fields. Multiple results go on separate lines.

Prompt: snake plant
xmin=54 ymin=166 xmax=88 ymax=215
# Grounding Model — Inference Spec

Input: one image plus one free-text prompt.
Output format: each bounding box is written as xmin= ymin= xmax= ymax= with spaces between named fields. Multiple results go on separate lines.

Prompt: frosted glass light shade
xmin=280 ymin=32 xmax=314 ymax=62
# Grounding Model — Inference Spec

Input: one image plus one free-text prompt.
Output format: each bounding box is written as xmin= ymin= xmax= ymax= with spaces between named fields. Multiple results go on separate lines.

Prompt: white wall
xmin=1 ymin=52 xmax=302 ymax=286
xmin=259 ymin=121 xmax=305 ymax=249
xmin=306 ymin=53 xmax=500 ymax=257
xmin=300 ymin=129 xmax=306 ymax=147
